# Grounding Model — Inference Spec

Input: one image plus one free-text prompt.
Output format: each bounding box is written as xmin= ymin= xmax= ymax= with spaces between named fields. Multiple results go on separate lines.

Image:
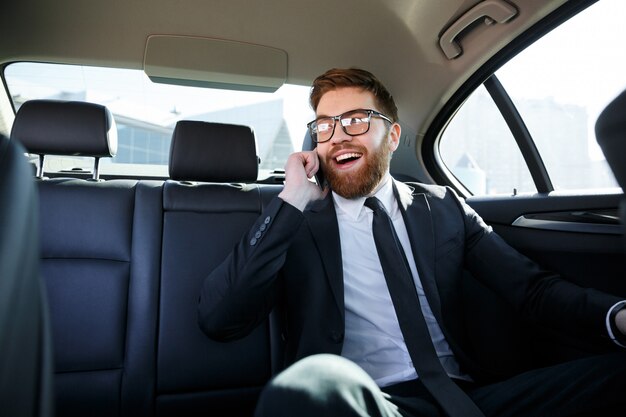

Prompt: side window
xmin=439 ymin=85 xmax=535 ymax=195
xmin=439 ymin=0 xmax=626 ymax=196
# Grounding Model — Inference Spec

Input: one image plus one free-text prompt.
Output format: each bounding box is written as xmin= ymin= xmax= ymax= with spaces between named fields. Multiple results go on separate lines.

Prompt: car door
xmin=426 ymin=0 xmax=626 ymax=364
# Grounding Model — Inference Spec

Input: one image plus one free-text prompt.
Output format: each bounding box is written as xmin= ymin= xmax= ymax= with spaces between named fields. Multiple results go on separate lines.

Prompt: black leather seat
xmin=157 ymin=121 xmax=282 ymax=416
xmin=0 ymin=134 xmax=54 ymax=417
xmin=11 ymin=100 xmax=163 ymax=417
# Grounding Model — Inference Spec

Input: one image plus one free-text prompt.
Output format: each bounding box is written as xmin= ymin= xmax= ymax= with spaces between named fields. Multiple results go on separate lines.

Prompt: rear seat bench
xmin=12 ymin=100 xmax=282 ymax=416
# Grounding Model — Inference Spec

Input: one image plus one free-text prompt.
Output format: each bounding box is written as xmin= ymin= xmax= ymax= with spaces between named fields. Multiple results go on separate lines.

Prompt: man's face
xmin=315 ymin=87 xmax=400 ymax=199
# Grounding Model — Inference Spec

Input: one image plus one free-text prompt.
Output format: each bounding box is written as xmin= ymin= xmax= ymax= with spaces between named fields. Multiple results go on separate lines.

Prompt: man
xmin=198 ymin=68 xmax=626 ymax=416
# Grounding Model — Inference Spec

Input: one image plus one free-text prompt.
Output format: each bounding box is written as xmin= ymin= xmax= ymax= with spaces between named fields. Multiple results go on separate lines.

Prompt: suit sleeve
xmin=198 ymin=196 xmax=304 ymax=342
xmin=449 ymin=189 xmax=623 ymax=340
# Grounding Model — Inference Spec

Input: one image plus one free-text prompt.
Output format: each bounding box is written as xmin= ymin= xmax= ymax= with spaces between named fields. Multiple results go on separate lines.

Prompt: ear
xmin=388 ymin=122 xmax=401 ymax=152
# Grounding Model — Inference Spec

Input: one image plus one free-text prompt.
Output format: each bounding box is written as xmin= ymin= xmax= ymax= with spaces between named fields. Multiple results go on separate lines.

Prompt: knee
xmin=255 ymin=354 xmax=382 ymax=417
xmin=273 ymin=354 xmax=378 ymax=389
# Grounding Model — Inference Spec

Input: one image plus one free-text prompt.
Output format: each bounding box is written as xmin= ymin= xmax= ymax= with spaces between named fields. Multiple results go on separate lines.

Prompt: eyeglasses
xmin=307 ymin=108 xmax=393 ymax=143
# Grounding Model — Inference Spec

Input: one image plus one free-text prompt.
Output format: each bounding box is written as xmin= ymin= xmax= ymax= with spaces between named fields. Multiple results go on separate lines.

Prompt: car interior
xmin=1 ymin=0 xmax=624 ymax=416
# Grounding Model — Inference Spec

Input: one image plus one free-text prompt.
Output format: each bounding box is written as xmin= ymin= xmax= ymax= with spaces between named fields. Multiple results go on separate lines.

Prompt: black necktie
xmin=364 ymin=197 xmax=484 ymax=417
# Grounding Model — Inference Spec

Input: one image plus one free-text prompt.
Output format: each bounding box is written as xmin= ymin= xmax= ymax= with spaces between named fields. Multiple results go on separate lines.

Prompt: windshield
xmin=4 ymin=62 xmax=313 ymax=178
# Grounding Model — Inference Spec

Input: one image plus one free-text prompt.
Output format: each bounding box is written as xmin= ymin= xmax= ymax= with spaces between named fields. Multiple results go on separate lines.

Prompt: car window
xmin=439 ymin=0 xmax=625 ymax=196
xmin=4 ymin=62 xmax=313 ymax=179
xmin=439 ymin=85 xmax=535 ymax=195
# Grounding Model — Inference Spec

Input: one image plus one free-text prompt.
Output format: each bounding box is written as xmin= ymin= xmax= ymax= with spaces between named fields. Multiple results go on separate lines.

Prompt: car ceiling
xmin=0 ymin=0 xmax=567 ymax=144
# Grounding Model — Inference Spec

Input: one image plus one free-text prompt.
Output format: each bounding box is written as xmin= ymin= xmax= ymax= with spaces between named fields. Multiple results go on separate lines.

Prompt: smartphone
xmin=314 ymin=163 xmax=327 ymax=190
xmin=306 ymin=132 xmax=326 ymax=190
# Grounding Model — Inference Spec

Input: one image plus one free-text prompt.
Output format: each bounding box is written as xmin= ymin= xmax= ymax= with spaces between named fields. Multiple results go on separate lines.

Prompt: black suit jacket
xmin=198 ymin=180 xmax=621 ymax=382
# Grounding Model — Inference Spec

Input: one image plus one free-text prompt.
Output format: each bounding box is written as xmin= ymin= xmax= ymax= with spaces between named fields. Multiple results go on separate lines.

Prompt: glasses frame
xmin=307 ymin=108 xmax=393 ymax=143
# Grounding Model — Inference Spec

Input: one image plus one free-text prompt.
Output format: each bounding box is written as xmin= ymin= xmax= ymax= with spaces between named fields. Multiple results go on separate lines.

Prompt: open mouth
xmin=335 ymin=152 xmax=363 ymax=165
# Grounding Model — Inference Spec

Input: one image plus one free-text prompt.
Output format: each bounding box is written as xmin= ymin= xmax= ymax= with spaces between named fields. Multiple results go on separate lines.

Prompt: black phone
xmin=307 ymin=132 xmax=326 ymax=190
xmin=315 ymin=162 xmax=326 ymax=190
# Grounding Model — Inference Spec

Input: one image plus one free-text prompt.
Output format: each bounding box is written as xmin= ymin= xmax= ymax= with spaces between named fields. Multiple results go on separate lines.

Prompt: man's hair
xmin=309 ymin=68 xmax=399 ymax=122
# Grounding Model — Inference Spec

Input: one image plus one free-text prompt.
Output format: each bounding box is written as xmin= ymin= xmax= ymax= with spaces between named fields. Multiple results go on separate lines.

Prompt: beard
xmin=322 ymin=135 xmax=392 ymax=199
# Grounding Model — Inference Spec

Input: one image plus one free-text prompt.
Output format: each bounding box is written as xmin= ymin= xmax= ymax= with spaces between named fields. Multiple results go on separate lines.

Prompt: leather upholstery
xmin=0 ymin=135 xmax=54 ymax=417
xmin=157 ymin=121 xmax=281 ymax=416
xmin=38 ymin=179 xmax=162 ymax=417
xmin=12 ymin=99 xmax=161 ymax=416
xmin=169 ymin=120 xmax=258 ymax=182
xmin=11 ymin=100 xmax=117 ymax=157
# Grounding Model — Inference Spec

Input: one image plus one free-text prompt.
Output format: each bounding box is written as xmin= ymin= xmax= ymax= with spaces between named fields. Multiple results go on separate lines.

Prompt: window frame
xmin=482 ymin=75 xmax=553 ymax=193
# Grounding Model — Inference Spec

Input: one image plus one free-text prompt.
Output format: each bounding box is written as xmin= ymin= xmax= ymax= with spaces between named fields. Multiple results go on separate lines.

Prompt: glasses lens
xmin=340 ymin=110 xmax=370 ymax=135
xmin=312 ymin=117 xmax=334 ymax=142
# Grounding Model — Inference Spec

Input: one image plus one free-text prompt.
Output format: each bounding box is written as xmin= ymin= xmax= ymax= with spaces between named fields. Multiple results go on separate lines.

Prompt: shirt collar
xmin=332 ymin=174 xmax=395 ymax=221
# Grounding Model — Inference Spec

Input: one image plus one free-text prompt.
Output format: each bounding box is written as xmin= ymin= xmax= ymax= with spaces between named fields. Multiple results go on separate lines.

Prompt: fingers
xmin=300 ymin=151 xmax=319 ymax=178
xmin=305 ymin=152 xmax=320 ymax=180
xmin=285 ymin=151 xmax=319 ymax=181
xmin=279 ymin=151 xmax=325 ymax=211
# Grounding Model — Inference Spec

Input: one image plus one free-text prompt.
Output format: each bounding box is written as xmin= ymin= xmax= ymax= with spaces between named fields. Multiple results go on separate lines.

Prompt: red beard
xmin=322 ymin=137 xmax=391 ymax=199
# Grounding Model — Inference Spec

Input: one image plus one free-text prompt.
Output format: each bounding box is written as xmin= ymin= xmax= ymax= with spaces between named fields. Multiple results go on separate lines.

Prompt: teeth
xmin=336 ymin=153 xmax=362 ymax=162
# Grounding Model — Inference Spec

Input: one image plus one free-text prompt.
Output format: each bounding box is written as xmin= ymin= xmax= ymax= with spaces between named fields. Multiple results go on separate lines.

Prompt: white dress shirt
xmin=335 ymin=175 xmax=469 ymax=387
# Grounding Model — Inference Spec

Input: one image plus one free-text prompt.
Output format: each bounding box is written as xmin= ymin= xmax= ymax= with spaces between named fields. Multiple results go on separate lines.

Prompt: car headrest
xmin=302 ymin=129 xmax=315 ymax=151
xmin=168 ymin=120 xmax=258 ymax=182
xmin=10 ymin=100 xmax=117 ymax=158
xmin=596 ymin=89 xmax=626 ymax=192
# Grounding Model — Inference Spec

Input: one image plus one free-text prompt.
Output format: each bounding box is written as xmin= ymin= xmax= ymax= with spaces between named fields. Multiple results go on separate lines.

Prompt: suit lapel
xmin=393 ymin=180 xmax=443 ymax=323
xmin=304 ymin=193 xmax=344 ymax=317
xmin=302 ymin=182 xmax=444 ymax=324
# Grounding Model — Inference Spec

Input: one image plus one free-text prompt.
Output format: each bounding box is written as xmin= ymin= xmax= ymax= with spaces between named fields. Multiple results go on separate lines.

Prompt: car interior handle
xmin=512 ymin=210 xmax=622 ymax=235
xmin=439 ymin=0 xmax=518 ymax=60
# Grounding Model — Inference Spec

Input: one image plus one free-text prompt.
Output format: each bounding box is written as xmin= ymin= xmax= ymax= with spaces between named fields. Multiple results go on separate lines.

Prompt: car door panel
xmin=465 ymin=192 xmax=625 ymax=366
xmin=467 ymin=192 xmax=625 ymax=297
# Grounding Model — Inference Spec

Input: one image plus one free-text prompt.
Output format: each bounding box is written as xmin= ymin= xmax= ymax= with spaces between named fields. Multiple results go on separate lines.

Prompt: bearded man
xmin=198 ymin=68 xmax=626 ymax=417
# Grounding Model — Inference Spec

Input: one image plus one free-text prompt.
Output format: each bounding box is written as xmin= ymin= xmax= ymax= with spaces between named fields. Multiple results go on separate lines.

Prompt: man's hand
xmin=278 ymin=151 xmax=328 ymax=211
